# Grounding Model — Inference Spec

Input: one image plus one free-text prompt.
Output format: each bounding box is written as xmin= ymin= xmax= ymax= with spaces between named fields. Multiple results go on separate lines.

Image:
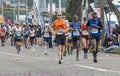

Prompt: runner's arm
xmin=50 ymin=21 xmax=56 ymax=35
xmin=63 ymin=20 xmax=69 ymax=33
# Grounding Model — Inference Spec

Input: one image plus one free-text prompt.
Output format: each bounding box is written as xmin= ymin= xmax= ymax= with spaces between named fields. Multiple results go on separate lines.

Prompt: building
xmin=0 ymin=0 xmax=2 ymax=8
xmin=4 ymin=0 xmax=27 ymax=8
xmin=39 ymin=0 xmax=67 ymax=12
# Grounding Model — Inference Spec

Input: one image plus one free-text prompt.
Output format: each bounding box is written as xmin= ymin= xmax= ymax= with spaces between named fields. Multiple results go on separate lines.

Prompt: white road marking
xmin=75 ymin=64 xmax=120 ymax=74
xmin=0 ymin=51 xmax=47 ymax=60
xmin=1 ymin=51 xmax=120 ymax=74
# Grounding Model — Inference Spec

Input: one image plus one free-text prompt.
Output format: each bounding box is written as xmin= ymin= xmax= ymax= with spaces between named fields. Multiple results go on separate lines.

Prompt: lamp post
xmin=49 ymin=0 xmax=53 ymax=24
xmin=2 ymin=0 xmax=4 ymax=24
xmin=26 ymin=0 xmax=28 ymax=23
xmin=17 ymin=0 xmax=19 ymax=22
xmin=59 ymin=0 xmax=61 ymax=12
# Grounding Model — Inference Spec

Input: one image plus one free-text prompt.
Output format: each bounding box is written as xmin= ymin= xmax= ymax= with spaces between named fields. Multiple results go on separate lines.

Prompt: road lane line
xmin=1 ymin=51 xmax=120 ymax=74
xmin=0 ymin=51 xmax=47 ymax=60
xmin=75 ymin=64 xmax=120 ymax=74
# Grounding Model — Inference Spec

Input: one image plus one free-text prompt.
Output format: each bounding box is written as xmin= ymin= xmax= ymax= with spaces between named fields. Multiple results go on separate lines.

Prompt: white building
xmin=4 ymin=0 xmax=27 ymax=8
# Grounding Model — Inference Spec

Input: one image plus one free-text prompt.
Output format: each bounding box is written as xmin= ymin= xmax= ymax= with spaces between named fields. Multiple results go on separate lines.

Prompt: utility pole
xmin=59 ymin=0 xmax=61 ymax=12
xmin=49 ymin=0 xmax=53 ymax=24
xmin=100 ymin=0 xmax=105 ymax=41
xmin=13 ymin=8 xmax=16 ymax=24
xmin=17 ymin=0 xmax=19 ymax=22
xmin=26 ymin=0 xmax=28 ymax=23
xmin=2 ymin=0 xmax=4 ymax=24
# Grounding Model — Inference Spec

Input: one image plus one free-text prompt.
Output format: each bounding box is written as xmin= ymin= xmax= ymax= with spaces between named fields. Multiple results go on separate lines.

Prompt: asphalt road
xmin=0 ymin=40 xmax=120 ymax=76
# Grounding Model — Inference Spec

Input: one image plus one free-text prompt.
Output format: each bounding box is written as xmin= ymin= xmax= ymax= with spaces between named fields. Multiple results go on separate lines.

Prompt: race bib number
xmin=58 ymin=29 xmax=63 ymax=35
xmin=73 ymin=31 xmax=80 ymax=36
xmin=44 ymin=33 xmax=49 ymax=37
xmin=82 ymin=30 xmax=89 ymax=35
xmin=30 ymin=33 xmax=35 ymax=37
xmin=16 ymin=31 xmax=21 ymax=36
xmin=91 ymin=28 xmax=98 ymax=34
xmin=68 ymin=33 xmax=72 ymax=39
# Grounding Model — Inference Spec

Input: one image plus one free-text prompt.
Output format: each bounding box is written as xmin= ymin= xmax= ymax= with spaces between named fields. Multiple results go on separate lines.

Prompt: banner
xmin=0 ymin=15 xmax=3 ymax=23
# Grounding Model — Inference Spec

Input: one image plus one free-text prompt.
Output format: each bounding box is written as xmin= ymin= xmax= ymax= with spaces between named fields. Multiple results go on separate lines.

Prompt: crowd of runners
xmin=0 ymin=12 xmax=120 ymax=64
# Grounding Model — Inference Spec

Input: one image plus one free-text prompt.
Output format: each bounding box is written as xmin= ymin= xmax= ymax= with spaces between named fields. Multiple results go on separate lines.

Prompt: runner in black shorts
xmin=71 ymin=15 xmax=81 ymax=61
xmin=50 ymin=12 xmax=69 ymax=64
xmin=81 ymin=17 xmax=89 ymax=59
xmin=87 ymin=12 xmax=103 ymax=63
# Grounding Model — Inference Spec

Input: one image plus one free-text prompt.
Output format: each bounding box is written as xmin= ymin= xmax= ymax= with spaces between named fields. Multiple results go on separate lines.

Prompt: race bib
xmin=82 ymin=30 xmax=89 ymax=35
xmin=15 ymin=31 xmax=22 ymax=39
xmin=68 ymin=33 xmax=72 ymax=39
xmin=30 ymin=33 xmax=35 ymax=37
xmin=73 ymin=30 xmax=80 ymax=36
xmin=16 ymin=31 xmax=21 ymax=37
xmin=91 ymin=28 xmax=98 ymax=34
xmin=44 ymin=33 xmax=49 ymax=37
xmin=58 ymin=29 xmax=63 ymax=35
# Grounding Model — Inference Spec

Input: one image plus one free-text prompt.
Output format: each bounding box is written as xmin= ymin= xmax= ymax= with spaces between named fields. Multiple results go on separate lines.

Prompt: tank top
xmin=55 ymin=19 xmax=67 ymax=35
xmin=81 ymin=23 xmax=89 ymax=36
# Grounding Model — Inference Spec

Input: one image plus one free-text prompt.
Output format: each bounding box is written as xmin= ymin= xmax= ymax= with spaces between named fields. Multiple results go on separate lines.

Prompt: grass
xmin=110 ymin=49 xmax=120 ymax=54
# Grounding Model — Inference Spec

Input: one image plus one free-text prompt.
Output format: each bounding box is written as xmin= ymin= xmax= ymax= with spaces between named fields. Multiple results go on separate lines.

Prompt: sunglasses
xmin=57 ymin=15 xmax=62 ymax=16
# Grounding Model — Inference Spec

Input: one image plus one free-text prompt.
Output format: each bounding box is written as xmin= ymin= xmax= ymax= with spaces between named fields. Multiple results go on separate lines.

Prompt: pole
xmin=13 ymin=8 xmax=15 ymax=24
xmin=17 ymin=0 xmax=19 ymax=22
xmin=2 ymin=0 xmax=4 ymax=24
xmin=26 ymin=0 xmax=28 ymax=23
xmin=100 ymin=0 xmax=105 ymax=41
xmin=59 ymin=0 xmax=61 ymax=12
xmin=49 ymin=0 xmax=53 ymax=24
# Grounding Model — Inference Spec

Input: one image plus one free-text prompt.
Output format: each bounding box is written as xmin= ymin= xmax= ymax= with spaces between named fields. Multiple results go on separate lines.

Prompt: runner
xmin=0 ymin=24 xmax=6 ymax=46
xmin=62 ymin=15 xmax=70 ymax=56
xmin=81 ymin=17 xmax=89 ymax=59
xmin=43 ymin=23 xmax=51 ymax=55
xmin=13 ymin=22 xmax=23 ymax=54
xmin=29 ymin=25 xmax=36 ymax=51
xmin=51 ymin=12 xmax=69 ymax=64
xmin=23 ymin=23 xmax=30 ymax=48
xmin=35 ymin=25 xmax=42 ymax=46
xmin=87 ymin=12 xmax=103 ymax=63
xmin=71 ymin=15 xmax=81 ymax=61
xmin=67 ymin=30 xmax=73 ymax=55
xmin=9 ymin=24 xmax=15 ymax=46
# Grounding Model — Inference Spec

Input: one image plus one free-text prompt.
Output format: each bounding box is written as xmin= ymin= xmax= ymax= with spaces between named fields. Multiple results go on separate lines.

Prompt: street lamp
xmin=26 ymin=0 xmax=28 ymax=23
xmin=17 ymin=0 xmax=19 ymax=22
xmin=2 ymin=0 xmax=4 ymax=24
xmin=59 ymin=0 xmax=61 ymax=12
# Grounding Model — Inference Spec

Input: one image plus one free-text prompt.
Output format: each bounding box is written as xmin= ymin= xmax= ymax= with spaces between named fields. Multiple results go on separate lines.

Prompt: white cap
xmin=45 ymin=23 xmax=49 ymax=26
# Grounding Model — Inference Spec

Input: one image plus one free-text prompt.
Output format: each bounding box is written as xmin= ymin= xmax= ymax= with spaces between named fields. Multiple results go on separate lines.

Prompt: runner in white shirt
xmin=13 ymin=22 xmax=23 ymax=54
xmin=43 ymin=23 xmax=50 ymax=55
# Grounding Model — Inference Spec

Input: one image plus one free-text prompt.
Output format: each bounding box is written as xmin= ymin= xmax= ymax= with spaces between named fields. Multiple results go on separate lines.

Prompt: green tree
xmin=27 ymin=0 xmax=33 ymax=9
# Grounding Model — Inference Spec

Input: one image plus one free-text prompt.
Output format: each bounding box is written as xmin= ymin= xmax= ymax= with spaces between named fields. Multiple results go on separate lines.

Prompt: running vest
xmin=71 ymin=21 xmax=81 ymax=37
xmin=67 ymin=32 xmax=72 ymax=39
xmin=55 ymin=19 xmax=67 ymax=35
xmin=30 ymin=29 xmax=35 ymax=37
xmin=43 ymin=27 xmax=50 ymax=37
xmin=89 ymin=18 xmax=101 ymax=37
xmin=0 ymin=28 xmax=5 ymax=37
xmin=23 ymin=27 xmax=29 ymax=37
xmin=15 ymin=26 xmax=22 ymax=39
xmin=81 ymin=23 xmax=89 ymax=36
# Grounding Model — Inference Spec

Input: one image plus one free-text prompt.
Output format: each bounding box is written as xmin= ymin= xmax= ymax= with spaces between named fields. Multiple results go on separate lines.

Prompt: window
xmin=20 ymin=1 xmax=22 ymax=4
xmin=11 ymin=1 xmax=13 ymax=4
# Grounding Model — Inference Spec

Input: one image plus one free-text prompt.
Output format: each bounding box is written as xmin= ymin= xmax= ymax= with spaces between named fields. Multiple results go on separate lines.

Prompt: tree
xmin=27 ymin=0 xmax=33 ymax=9
xmin=66 ymin=0 xmax=82 ymax=21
